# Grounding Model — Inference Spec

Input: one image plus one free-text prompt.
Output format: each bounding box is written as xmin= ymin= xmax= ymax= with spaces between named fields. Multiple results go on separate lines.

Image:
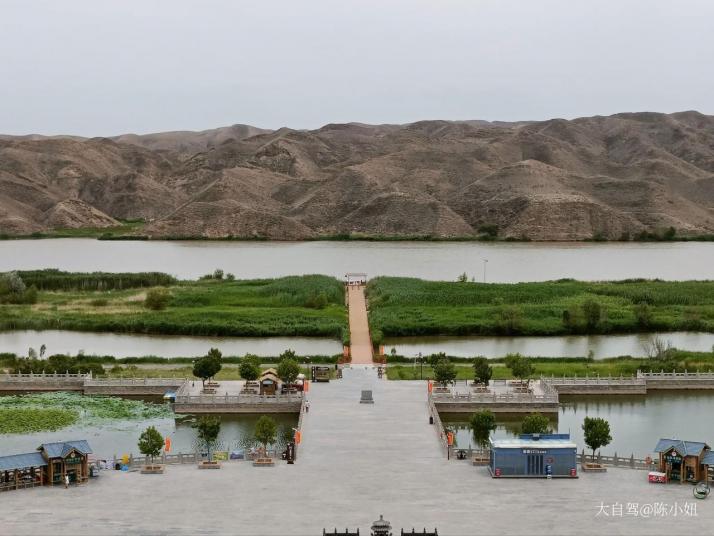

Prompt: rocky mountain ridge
xmin=1 ymin=112 xmax=713 ymax=240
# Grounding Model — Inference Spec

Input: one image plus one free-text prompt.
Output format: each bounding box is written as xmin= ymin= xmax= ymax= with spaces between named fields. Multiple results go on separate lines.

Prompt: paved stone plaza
xmin=3 ymin=367 xmax=712 ymax=535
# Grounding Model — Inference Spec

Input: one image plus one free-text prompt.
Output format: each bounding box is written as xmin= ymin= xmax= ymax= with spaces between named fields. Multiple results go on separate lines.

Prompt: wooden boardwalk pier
xmin=346 ymin=279 xmax=374 ymax=365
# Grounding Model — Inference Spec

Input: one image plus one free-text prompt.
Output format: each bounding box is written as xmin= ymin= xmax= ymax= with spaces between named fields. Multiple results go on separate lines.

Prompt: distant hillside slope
xmin=1 ymin=112 xmax=713 ymax=240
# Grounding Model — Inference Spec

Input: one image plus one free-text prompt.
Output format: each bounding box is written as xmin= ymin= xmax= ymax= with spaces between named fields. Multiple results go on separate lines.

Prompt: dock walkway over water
xmin=346 ymin=284 xmax=374 ymax=364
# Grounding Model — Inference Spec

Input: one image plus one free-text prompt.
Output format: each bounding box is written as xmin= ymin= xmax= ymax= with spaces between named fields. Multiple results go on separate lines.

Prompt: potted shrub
xmin=581 ymin=417 xmax=612 ymax=472
xmin=195 ymin=416 xmax=222 ymax=469
xmin=138 ymin=426 xmax=165 ymax=474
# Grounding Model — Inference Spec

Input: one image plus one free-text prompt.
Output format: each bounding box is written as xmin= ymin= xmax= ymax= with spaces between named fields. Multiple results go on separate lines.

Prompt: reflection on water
xmin=0 ymin=330 xmax=342 ymax=358
xmin=442 ymin=392 xmax=714 ymax=457
xmin=386 ymin=332 xmax=714 ymax=359
xmin=1 ymin=239 xmax=713 ymax=282
xmin=0 ymin=413 xmax=298 ymax=458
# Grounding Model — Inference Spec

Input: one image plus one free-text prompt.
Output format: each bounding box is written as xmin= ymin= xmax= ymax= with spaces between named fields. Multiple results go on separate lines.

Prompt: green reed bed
xmin=367 ymin=277 xmax=714 ymax=342
xmin=0 ymin=274 xmax=348 ymax=341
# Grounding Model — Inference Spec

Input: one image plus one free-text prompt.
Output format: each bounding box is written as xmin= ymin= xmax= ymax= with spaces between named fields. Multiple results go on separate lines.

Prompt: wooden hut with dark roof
xmin=0 ymin=440 xmax=92 ymax=492
xmin=654 ymin=438 xmax=712 ymax=484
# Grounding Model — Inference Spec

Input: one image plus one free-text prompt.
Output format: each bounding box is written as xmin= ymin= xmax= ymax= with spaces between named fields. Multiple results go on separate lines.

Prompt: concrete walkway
xmin=2 ymin=373 xmax=712 ymax=535
xmin=347 ymin=285 xmax=373 ymax=364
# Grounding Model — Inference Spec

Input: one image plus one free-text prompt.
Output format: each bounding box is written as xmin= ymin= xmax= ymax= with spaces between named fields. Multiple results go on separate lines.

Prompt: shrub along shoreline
xmin=385 ymin=349 xmax=714 ymax=380
xmin=367 ymin=277 xmax=714 ymax=343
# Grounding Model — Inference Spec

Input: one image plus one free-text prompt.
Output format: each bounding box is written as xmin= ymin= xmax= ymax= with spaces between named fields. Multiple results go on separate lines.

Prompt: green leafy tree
xmin=277 ymin=357 xmax=300 ymax=385
xmin=507 ymin=354 xmax=535 ymax=386
xmin=457 ymin=272 xmax=468 ymax=283
xmin=427 ymin=352 xmax=447 ymax=368
xmin=582 ymin=299 xmax=602 ymax=330
xmin=469 ymin=410 xmax=497 ymax=449
xmin=213 ymin=268 xmax=224 ymax=280
xmin=477 ymin=224 xmax=498 ymax=239
xmin=279 ymin=349 xmax=297 ymax=361
xmin=206 ymin=347 xmax=222 ymax=361
xmin=144 ymin=288 xmax=171 ymax=310
xmin=0 ymin=271 xmax=26 ymax=294
xmin=497 ymin=305 xmax=522 ymax=334
xmin=192 ymin=355 xmax=222 ymax=387
xmin=472 ymin=357 xmax=492 ymax=386
xmin=305 ymin=291 xmax=329 ymax=309
xmin=562 ymin=306 xmax=580 ymax=332
xmin=634 ymin=302 xmax=653 ymax=328
xmin=239 ymin=354 xmax=261 ymax=381
xmin=138 ymin=426 xmax=164 ymax=464
xmin=194 ymin=416 xmax=221 ymax=461
xmin=433 ymin=357 xmax=457 ymax=387
xmin=582 ymin=417 xmax=612 ymax=462
xmin=521 ymin=413 xmax=551 ymax=435
xmin=254 ymin=416 xmax=278 ymax=454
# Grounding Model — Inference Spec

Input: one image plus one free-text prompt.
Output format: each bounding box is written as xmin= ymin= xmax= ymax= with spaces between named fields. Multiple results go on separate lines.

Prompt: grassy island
xmin=367 ymin=277 xmax=714 ymax=343
xmin=0 ymin=271 xmax=348 ymax=342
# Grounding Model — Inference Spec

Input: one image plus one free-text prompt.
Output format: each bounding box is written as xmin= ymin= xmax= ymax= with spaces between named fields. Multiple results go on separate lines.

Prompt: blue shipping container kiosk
xmin=489 ymin=434 xmax=578 ymax=478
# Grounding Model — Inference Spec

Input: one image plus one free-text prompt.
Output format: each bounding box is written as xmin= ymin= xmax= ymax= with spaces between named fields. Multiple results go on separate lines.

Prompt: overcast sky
xmin=1 ymin=0 xmax=713 ymax=136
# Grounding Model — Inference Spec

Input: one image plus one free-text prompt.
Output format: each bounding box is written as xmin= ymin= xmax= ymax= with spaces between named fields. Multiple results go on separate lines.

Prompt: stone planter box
xmin=140 ymin=464 xmax=165 ymax=474
xmin=581 ymin=462 xmax=607 ymax=472
xmin=252 ymin=457 xmax=275 ymax=467
xmin=198 ymin=461 xmax=221 ymax=469
xmin=471 ymin=455 xmax=489 ymax=466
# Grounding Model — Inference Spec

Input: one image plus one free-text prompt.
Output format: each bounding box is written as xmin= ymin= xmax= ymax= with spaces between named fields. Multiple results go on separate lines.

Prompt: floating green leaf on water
xmin=0 ymin=392 xmax=173 ymax=434
xmin=0 ymin=407 xmax=79 ymax=434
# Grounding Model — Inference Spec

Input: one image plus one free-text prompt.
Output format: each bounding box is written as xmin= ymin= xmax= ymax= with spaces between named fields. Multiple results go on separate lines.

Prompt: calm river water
xmin=0 ymin=330 xmax=342 ymax=358
xmin=2 ymin=330 xmax=712 ymax=360
xmin=1 ymin=413 xmax=298 ymax=459
xmin=443 ymin=391 xmax=714 ymax=457
xmin=386 ymin=332 xmax=714 ymax=359
xmin=1 ymin=239 xmax=713 ymax=281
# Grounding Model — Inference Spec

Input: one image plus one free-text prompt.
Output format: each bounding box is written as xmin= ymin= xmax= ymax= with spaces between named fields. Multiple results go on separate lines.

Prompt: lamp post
xmin=483 ymin=258 xmax=488 ymax=283
xmin=419 ymin=351 xmax=423 ymax=380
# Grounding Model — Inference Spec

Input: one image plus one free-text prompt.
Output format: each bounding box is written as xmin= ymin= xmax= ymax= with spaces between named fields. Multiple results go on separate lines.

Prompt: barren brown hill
xmin=1 ymin=112 xmax=713 ymax=240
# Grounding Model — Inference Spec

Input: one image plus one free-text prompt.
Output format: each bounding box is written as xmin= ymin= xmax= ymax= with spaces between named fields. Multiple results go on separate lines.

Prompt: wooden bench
xmin=202 ymin=388 xmax=217 ymax=394
xmin=252 ymin=458 xmax=274 ymax=467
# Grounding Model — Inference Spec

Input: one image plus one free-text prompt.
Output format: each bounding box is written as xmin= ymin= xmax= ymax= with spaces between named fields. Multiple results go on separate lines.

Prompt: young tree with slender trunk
xmin=582 ymin=417 xmax=612 ymax=462
xmin=138 ymin=426 xmax=164 ymax=464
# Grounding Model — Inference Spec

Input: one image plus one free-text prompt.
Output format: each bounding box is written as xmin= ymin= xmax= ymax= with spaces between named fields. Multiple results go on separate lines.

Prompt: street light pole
xmin=418 ymin=351 xmax=423 ymax=380
xmin=483 ymin=259 xmax=488 ymax=283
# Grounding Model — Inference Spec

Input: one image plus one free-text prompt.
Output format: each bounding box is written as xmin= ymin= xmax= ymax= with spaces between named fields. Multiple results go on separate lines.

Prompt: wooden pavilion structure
xmin=258 ymin=368 xmax=282 ymax=395
xmin=654 ymin=438 xmax=714 ymax=484
xmin=344 ymin=273 xmax=367 ymax=286
xmin=0 ymin=440 xmax=92 ymax=492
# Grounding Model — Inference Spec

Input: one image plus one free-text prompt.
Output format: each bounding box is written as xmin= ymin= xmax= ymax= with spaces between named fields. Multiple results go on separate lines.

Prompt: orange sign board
xmin=447 ymin=432 xmax=454 ymax=446
xmin=165 ymin=437 xmax=172 ymax=453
